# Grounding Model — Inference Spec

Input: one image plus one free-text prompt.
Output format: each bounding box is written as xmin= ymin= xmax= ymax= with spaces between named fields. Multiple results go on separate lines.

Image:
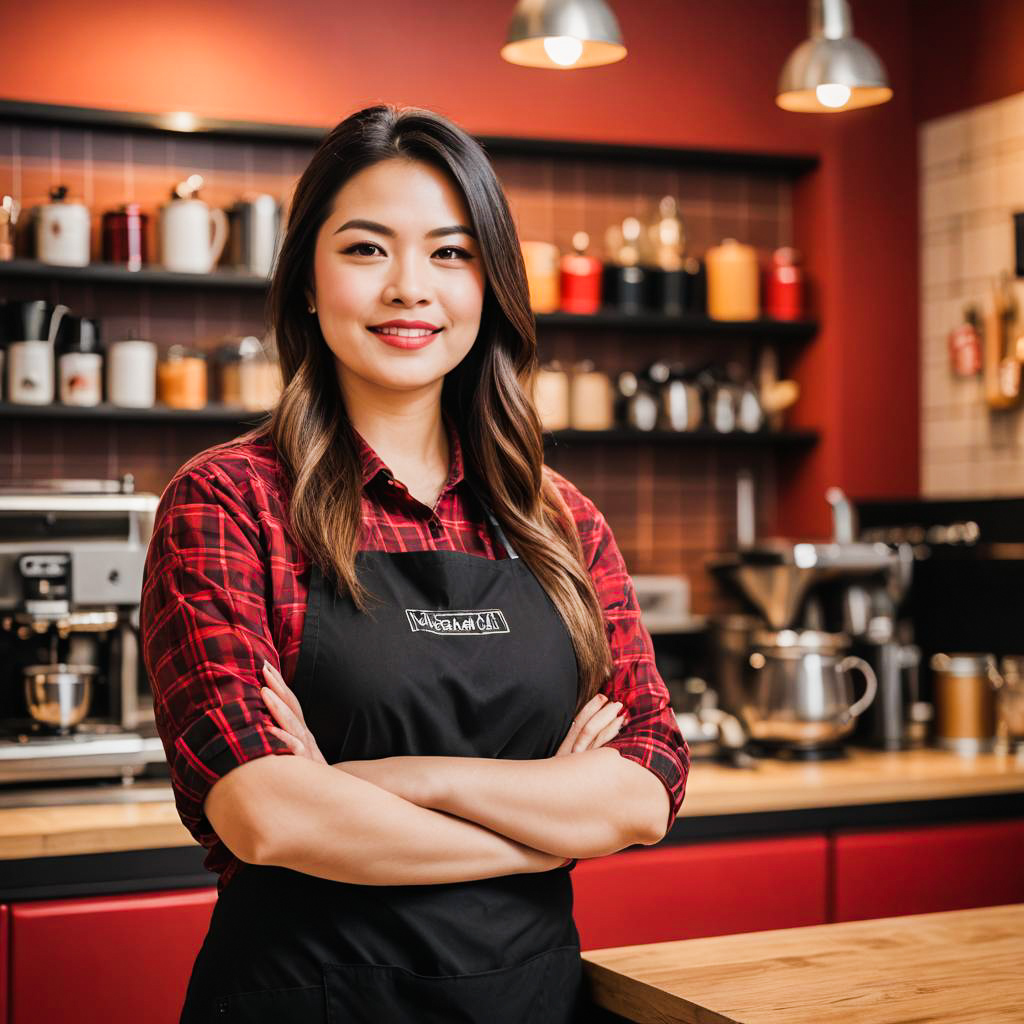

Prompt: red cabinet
xmin=832 ymin=819 xmax=1024 ymax=922
xmin=8 ymin=887 xmax=216 ymax=1024
xmin=1 ymin=904 xmax=8 ymax=1024
xmin=571 ymin=835 xmax=828 ymax=950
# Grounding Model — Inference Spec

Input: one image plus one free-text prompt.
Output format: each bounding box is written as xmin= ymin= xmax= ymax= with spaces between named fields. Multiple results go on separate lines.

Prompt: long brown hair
xmin=248 ymin=103 xmax=612 ymax=712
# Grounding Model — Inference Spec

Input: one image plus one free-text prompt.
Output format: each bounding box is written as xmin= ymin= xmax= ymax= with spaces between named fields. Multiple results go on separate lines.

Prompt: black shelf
xmin=0 ymin=260 xmax=817 ymax=341
xmin=0 ymin=258 xmax=270 ymax=289
xmin=0 ymin=99 xmax=818 ymax=176
xmin=0 ymin=402 xmax=818 ymax=447
xmin=545 ymin=427 xmax=819 ymax=447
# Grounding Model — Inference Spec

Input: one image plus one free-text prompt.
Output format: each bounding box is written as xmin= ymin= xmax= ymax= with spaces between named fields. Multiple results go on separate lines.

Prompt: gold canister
xmin=157 ymin=345 xmax=208 ymax=409
xmin=533 ymin=360 xmax=570 ymax=430
xmin=520 ymin=241 xmax=561 ymax=313
xmin=930 ymin=653 xmax=1000 ymax=754
xmin=569 ymin=360 xmax=614 ymax=430
xmin=705 ymin=237 xmax=760 ymax=320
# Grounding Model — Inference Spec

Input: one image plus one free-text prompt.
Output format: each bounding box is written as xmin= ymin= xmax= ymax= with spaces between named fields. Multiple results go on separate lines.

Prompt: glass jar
xmin=157 ymin=345 xmax=207 ymax=409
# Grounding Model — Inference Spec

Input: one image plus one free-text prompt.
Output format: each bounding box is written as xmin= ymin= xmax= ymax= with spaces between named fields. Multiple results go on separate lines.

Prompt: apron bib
xmin=180 ymin=478 xmax=586 ymax=1023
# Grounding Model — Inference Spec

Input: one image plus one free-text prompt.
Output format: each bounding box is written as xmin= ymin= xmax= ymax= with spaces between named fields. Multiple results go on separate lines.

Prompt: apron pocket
xmin=323 ymin=944 xmax=581 ymax=1024
xmin=210 ymin=983 xmax=325 ymax=1022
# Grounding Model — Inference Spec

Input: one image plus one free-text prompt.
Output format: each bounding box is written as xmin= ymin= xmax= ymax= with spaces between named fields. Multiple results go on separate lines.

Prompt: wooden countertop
xmin=683 ymin=746 xmax=1024 ymax=816
xmin=582 ymin=902 xmax=1024 ymax=1023
xmin=0 ymin=747 xmax=1021 ymax=860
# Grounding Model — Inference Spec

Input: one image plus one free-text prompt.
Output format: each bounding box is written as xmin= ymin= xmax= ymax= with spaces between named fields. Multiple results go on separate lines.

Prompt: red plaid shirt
xmin=140 ymin=410 xmax=690 ymax=890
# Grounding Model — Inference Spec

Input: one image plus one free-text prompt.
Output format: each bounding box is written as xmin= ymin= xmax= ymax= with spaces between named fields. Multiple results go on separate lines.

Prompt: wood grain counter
xmin=582 ymin=901 xmax=1024 ymax=1023
xmin=0 ymin=747 xmax=1021 ymax=861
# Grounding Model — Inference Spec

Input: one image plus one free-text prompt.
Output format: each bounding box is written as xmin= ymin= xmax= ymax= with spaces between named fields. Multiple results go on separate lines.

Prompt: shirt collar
xmin=353 ymin=407 xmax=465 ymax=494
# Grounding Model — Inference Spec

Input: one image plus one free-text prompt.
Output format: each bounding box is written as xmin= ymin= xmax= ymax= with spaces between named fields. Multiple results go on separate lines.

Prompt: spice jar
xmin=560 ymin=232 xmax=602 ymax=314
xmin=157 ymin=345 xmax=207 ymax=409
xmin=215 ymin=342 xmax=243 ymax=406
xmin=521 ymin=241 xmax=561 ymax=314
xmin=533 ymin=361 xmax=570 ymax=430
xmin=57 ymin=315 xmax=103 ymax=407
xmin=569 ymin=360 xmax=614 ymax=429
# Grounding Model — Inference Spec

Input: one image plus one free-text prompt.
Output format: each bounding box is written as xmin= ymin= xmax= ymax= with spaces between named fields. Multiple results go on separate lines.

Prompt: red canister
xmin=560 ymin=231 xmax=602 ymax=314
xmin=102 ymin=203 xmax=149 ymax=270
xmin=766 ymin=246 xmax=804 ymax=320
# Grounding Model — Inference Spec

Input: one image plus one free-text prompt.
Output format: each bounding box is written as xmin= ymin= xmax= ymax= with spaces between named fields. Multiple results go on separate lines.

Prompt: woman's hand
xmin=259 ymin=660 xmax=328 ymax=766
xmin=555 ymin=692 xmax=626 ymax=756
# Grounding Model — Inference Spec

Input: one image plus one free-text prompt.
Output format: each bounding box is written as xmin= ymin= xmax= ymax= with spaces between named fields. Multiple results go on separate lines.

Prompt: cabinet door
xmin=10 ymin=886 xmax=217 ymax=1024
xmin=833 ymin=818 xmax=1024 ymax=922
xmin=571 ymin=835 xmax=827 ymax=950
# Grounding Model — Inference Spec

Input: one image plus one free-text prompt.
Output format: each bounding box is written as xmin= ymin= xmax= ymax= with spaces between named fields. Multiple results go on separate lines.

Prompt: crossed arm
xmin=205 ymin=662 xmax=670 ymax=886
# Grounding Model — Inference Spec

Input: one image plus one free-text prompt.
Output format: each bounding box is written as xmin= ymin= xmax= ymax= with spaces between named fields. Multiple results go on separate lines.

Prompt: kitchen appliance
xmin=856 ymin=494 xmax=1024 ymax=753
xmin=0 ymin=478 xmax=166 ymax=784
xmin=708 ymin=481 xmax=900 ymax=758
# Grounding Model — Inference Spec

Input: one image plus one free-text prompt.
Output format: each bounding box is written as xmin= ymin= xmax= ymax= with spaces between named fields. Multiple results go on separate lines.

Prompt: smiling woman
xmin=139 ymin=102 xmax=689 ymax=1024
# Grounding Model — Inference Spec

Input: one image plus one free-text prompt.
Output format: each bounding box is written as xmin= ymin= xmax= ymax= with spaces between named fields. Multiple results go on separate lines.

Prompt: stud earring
xmin=308 ymin=304 xmax=316 ymax=314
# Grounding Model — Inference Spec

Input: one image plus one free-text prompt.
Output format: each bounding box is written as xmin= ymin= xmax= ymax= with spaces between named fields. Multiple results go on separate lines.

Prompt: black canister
xmin=602 ymin=263 xmax=647 ymax=314
xmin=681 ymin=257 xmax=707 ymax=314
xmin=645 ymin=268 xmax=687 ymax=316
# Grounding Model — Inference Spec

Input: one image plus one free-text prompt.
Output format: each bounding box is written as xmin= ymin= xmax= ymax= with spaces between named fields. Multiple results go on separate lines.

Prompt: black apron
xmin=180 ymin=477 xmax=586 ymax=1023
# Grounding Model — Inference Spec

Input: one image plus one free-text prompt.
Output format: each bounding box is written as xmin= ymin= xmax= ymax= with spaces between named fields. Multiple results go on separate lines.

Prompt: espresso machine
xmin=707 ymin=476 xmax=919 ymax=759
xmin=0 ymin=477 xmax=167 ymax=787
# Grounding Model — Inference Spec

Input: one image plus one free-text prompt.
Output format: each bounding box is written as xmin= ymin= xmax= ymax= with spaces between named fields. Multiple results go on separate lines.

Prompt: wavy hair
xmin=245 ymin=104 xmax=612 ymax=713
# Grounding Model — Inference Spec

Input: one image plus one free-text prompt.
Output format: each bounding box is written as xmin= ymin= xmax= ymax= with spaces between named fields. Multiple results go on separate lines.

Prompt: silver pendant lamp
xmin=777 ymin=0 xmax=892 ymax=113
xmin=501 ymin=0 xmax=626 ymax=70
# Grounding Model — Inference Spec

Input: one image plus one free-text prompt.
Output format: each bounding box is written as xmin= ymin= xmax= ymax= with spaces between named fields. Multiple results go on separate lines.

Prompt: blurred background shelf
xmin=0 ymin=402 xmax=819 ymax=447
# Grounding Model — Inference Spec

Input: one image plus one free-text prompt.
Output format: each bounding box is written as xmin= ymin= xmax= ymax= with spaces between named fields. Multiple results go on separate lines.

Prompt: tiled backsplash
xmin=0 ymin=117 xmax=794 ymax=613
xmin=920 ymin=92 xmax=1024 ymax=496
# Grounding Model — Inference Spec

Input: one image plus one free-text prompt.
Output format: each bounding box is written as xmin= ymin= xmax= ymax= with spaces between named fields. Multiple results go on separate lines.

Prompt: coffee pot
xmin=160 ymin=174 xmax=228 ymax=274
xmin=746 ymin=629 xmax=878 ymax=749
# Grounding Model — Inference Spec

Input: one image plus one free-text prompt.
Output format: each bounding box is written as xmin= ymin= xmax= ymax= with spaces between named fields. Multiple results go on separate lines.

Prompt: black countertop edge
xmin=1 ymin=792 xmax=1021 ymax=903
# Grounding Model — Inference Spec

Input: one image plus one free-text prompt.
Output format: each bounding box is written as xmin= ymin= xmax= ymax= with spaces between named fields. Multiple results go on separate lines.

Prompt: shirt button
xmin=429 ymin=519 xmax=442 ymax=537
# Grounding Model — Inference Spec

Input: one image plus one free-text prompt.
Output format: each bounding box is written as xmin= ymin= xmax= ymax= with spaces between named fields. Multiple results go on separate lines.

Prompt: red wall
xmin=1 ymin=0 xmax=924 ymax=536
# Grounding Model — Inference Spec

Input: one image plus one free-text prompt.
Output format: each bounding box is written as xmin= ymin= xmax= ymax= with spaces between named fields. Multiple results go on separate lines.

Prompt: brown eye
xmin=435 ymin=246 xmax=473 ymax=261
xmin=344 ymin=242 xmax=383 ymax=256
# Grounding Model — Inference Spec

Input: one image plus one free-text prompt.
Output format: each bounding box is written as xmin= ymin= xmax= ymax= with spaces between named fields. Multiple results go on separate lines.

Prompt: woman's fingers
xmin=590 ymin=711 xmax=626 ymax=749
xmin=572 ymin=699 xmax=624 ymax=752
xmin=266 ymin=723 xmax=306 ymax=756
xmin=260 ymin=680 xmax=303 ymax=736
xmin=261 ymin=661 xmax=306 ymax=722
xmin=556 ymin=693 xmax=609 ymax=756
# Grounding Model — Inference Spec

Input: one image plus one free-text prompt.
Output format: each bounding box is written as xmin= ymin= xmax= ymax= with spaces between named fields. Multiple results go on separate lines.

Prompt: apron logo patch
xmin=405 ymin=608 xmax=510 ymax=635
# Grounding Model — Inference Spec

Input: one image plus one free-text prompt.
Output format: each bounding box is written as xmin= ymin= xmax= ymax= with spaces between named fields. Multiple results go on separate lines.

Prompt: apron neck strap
xmin=463 ymin=475 xmax=519 ymax=560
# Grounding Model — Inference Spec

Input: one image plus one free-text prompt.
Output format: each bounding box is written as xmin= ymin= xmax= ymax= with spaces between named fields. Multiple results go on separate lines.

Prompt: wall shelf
xmin=0 ymin=402 xmax=818 ymax=448
xmin=0 ymin=99 xmax=819 ymax=176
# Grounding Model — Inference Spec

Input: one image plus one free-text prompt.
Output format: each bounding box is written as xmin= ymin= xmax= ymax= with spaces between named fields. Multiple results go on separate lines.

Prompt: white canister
xmin=107 ymin=340 xmax=157 ymax=408
xmin=35 ymin=185 xmax=91 ymax=268
xmin=8 ymin=341 xmax=55 ymax=405
xmin=569 ymin=360 xmax=614 ymax=430
xmin=56 ymin=314 xmax=103 ymax=407
xmin=160 ymin=188 xmax=229 ymax=274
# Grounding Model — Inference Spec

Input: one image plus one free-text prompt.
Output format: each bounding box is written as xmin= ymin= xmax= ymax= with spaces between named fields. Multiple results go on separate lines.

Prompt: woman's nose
xmin=383 ymin=256 xmax=432 ymax=306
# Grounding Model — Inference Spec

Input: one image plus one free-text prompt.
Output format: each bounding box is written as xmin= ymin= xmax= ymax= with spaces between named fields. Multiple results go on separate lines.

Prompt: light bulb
xmin=543 ymin=36 xmax=584 ymax=67
xmin=816 ymin=83 xmax=852 ymax=109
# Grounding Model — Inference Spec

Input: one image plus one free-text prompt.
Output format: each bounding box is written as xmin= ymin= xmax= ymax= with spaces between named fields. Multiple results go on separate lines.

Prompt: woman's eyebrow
xmin=333 ymin=218 xmax=477 ymax=240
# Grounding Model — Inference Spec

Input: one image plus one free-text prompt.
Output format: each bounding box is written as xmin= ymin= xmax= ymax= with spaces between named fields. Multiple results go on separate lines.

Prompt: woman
xmin=140 ymin=103 xmax=690 ymax=1024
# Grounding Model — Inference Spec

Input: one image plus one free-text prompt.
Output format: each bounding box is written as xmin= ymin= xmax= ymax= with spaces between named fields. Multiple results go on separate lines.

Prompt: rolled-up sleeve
xmin=140 ymin=462 xmax=293 ymax=861
xmin=548 ymin=469 xmax=690 ymax=836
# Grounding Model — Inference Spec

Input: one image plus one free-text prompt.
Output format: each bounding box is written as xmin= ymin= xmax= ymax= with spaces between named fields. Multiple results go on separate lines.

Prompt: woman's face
xmin=310 ymin=158 xmax=486 ymax=406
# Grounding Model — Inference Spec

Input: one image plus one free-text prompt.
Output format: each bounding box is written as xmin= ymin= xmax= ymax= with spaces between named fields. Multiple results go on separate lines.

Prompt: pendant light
xmin=777 ymin=0 xmax=892 ymax=113
xmin=501 ymin=0 xmax=626 ymax=70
